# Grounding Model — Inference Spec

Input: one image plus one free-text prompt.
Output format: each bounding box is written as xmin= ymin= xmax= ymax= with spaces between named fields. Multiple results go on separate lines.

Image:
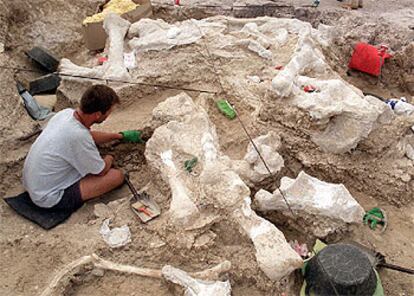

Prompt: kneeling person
xmin=23 ymin=84 xmax=141 ymax=211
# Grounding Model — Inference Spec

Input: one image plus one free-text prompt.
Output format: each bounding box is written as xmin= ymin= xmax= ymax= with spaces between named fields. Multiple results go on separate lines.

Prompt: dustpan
xmin=125 ymin=174 xmax=161 ymax=223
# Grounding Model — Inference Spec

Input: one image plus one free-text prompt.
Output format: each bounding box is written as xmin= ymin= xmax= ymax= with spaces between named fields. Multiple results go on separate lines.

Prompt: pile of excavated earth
xmin=0 ymin=0 xmax=413 ymax=295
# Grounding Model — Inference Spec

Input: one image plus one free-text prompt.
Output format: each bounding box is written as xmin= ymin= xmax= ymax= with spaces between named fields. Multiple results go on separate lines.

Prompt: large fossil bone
xmin=271 ymin=33 xmax=326 ymax=97
xmin=232 ymin=197 xmax=303 ymax=281
xmin=146 ymin=93 xmax=303 ymax=281
xmin=128 ymin=18 xmax=226 ymax=52
xmin=255 ymin=171 xmax=365 ymax=237
xmin=40 ymin=253 xmax=231 ymax=296
xmin=232 ymin=131 xmax=284 ymax=185
xmin=59 ymin=13 xmax=131 ymax=82
xmin=162 ymin=265 xmax=231 ymax=296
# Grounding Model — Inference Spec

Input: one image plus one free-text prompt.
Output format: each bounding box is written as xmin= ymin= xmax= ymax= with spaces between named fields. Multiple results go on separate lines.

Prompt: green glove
xmin=120 ymin=130 xmax=145 ymax=143
xmin=363 ymin=207 xmax=385 ymax=230
xmin=184 ymin=157 xmax=198 ymax=173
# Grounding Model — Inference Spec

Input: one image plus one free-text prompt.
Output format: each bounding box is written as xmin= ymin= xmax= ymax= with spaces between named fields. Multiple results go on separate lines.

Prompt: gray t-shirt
xmin=23 ymin=108 xmax=105 ymax=208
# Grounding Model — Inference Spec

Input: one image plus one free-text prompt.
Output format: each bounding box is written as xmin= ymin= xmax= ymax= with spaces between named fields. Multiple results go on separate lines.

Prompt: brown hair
xmin=80 ymin=84 xmax=120 ymax=114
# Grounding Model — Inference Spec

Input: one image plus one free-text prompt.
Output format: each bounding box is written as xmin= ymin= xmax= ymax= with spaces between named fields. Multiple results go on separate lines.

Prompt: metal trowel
xmin=125 ymin=174 xmax=160 ymax=223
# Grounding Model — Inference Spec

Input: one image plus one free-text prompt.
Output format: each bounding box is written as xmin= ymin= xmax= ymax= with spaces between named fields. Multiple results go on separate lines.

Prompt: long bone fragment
xmin=40 ymin=254 xmax=231 ymax=296
xmin=59 ymin=13 xmax=131 ymax=81
xmin=162 ymin=265 xmax=231 ymax=296
xmin=232 ymin=197 xmax=303 ymax=281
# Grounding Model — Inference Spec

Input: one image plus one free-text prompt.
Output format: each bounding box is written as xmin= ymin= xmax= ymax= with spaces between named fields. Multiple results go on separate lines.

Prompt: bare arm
xmin=91 ymin=131 xmax=123 ymax=145
xmin=98 ymin=155 xmax=114 ymax=176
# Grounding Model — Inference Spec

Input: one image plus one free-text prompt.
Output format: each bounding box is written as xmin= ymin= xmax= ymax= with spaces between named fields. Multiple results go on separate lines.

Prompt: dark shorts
xmin=49 ymin=181 xmax=84 ymax=212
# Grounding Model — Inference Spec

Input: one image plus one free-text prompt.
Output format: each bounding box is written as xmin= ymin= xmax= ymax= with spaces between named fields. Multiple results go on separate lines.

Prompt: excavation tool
xmin=16 ymin=81 xmax=53 ymax=121
xmin=350 ymin=241 xmax=414 ymax=275
xmin=375 ymin=253 xmax=414 ymax=275
xmin=125 ymin=174 xmax=160 ymax=223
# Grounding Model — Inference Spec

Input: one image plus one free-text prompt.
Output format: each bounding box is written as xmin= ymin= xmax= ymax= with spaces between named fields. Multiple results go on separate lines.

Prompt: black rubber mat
xmin=26 ymin=47 xmax=59 ymax=73
xmin=29 ymin=74 xmax=61 ymax=95
xmin=4 ymin=192 xmax=74 ymax=230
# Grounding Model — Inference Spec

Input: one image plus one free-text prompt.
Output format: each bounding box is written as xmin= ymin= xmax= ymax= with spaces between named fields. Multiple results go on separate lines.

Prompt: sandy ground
xmin=0 ymin=0 xmax=413 ymax=295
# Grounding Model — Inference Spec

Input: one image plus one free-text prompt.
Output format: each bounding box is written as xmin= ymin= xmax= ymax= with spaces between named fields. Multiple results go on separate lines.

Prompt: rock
xmin=255 ymin=171 xmax=365 ymax=237
xmin=200 ymin=157 xmax=250 ymax=210
xmin=93 ymin=203 xmax=113 ymax=219
xmin=107 ymin=199 xmax=126 ymax=210
xmin=401 ymin=173 xmax=411 ymax=183
xmin=91 ymin=268 xmax=105 ymax=277
xmin=0 ymin=2 xmax=8 ymax=53
xmin=406 ymin=143 xmax=414 ymax=160
xmin=364 ymin=95 xmax=395 ymax=125
xmin=174 ymin=232 xmax=196 ymax=250
xmin=185 ymin=214 xmax=220 ymax=231
xmin=274 ymin=28 xmax=289 ymax=46
xmin=149 ymin=236 xmax=166 ymax=249
xmin=403 ymin=73 xmax=414 ymax=93
xmin=194 ymin=231 xmax=217 ymax=249
xmin=247 ymin=75 xmax=261 ymax=83
xmin=233 ymin=131 xmax=284 ymax=185
xmin=400 ymin=135 xmax=414 ymax=161
xmin=100 ymin=219 xmax=131 ymax=248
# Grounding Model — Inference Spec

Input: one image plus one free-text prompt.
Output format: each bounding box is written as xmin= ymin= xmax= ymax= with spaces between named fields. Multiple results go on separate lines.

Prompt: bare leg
xmin=80 ymin=168 xmax=125 ymax=201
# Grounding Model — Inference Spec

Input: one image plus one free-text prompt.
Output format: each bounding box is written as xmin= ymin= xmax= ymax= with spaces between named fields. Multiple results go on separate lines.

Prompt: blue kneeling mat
xmin=4 ymin=192 xmax=74 ymax=230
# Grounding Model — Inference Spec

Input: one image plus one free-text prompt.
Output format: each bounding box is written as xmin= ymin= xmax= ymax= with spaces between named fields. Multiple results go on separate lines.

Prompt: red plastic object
xmin=138 ymin=206 xmax=152 ymax=217
xmin=174 ymin=0 xmax=180 ymax=5
xmin=98 ymin=56 xmax=108 ymax=65
xmin=275 ymin=65 xmax=284 ymax=70
xmin=303 ymin=85 xmax=317 ymax=93
xmin=348 ymin=42 xmax=392 ymax=77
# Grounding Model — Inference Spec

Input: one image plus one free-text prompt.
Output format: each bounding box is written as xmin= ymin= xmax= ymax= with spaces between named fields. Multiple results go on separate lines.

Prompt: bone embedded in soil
xmin=1 ymin=1 xmax=414 ymax=295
